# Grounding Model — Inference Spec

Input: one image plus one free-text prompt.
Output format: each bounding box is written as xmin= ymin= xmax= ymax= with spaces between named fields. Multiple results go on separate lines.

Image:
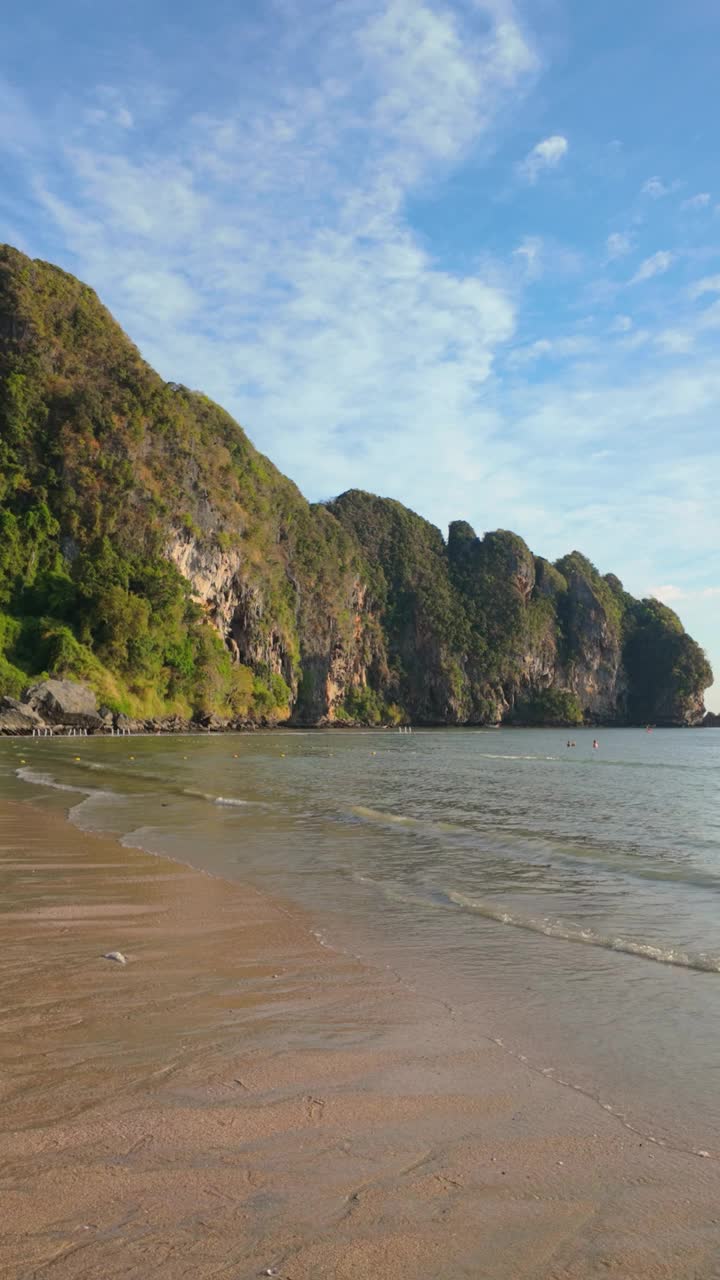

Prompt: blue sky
xmin=1 ymin=0 xmax=719 ymax=708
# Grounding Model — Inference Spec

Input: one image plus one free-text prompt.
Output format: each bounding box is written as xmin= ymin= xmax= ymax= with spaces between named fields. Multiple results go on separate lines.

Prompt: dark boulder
xmin=194 ymin=712 xmax=230 ymax=732
xmin=0 ymin=696 xmax=45 ymax=735
xmin=23 ymin=679 xmax=102 ymax=729
xmin=114 ymin=713 xmax=145 ymax=735
xmin=145 ymin=715 xmax=191 ymax=734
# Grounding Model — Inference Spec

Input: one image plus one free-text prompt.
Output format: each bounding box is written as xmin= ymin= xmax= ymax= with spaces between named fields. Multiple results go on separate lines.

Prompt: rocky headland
xmin=0 ymin=244 xmax=713 ymax=729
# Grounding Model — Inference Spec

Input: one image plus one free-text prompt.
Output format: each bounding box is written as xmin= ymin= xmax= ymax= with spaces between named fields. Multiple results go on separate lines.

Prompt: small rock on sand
xmin=103 ymin=951 xmax=127 ymax=965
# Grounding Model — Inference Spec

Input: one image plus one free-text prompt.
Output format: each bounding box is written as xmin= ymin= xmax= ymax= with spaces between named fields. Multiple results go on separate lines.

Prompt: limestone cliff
xmin=328 ymin=494 xmax=711 ymax=726
xmin=0 ymin=244 xmax=712 ymax=727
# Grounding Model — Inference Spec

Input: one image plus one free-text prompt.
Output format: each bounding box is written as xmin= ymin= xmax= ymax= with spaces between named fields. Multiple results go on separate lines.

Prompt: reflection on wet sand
xmin=1 ymin=798 xmax=719 ymax=1280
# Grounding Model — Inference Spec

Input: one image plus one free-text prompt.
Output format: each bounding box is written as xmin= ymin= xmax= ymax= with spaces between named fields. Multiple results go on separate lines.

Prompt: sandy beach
xmin=2 ymin=795 xmax=720 ymax=1280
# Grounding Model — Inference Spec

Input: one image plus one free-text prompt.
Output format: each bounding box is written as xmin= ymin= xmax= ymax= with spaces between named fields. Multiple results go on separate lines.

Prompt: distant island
xmin=0 ymin=244 xmax=713 ymax=730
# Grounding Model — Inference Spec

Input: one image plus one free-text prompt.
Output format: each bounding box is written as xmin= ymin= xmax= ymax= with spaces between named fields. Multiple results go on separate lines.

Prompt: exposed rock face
xmin=299 ymin=580 xmax=376 ymax=724
xmin=23 ymin=680 xmax=102 ymax=729
xmin=167 ymin=533 xmax=296 ymax=688
xmin=654 ymin=688 xmax=707 ymax=727
xmin=559 ymin=564 xmax=627 ymax=723
xmin=0 ymin=697 xmax=45 ymax=735
xmin=167 ymin=527 xmax=378 ymax=724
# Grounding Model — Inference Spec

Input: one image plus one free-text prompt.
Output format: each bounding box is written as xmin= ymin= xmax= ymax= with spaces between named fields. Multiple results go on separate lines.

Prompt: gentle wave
xmin=18 ymin=759 xmax=252 ymax=814
xmin=15 ymin=767 xmax=121 ymax=832
xmin=16 ymin=767 xmax=93 ymax=795
xmin=475 ymin=752 xmax=561 ymax=762
xmin=447 ymin=890 xmax=720 ymax=973
xmin=351 ymin=870 xmax=435 ymax=909
xmin=351 ymin=804 xmax=424 ymax=828
xmin=60 ymin=758 xmax=254 ymax=809
xmin=473 ymin=751 xmax=716 ymax=774
xmin=183 ymin=788 xmax=249 ymax=807
xmin=350 ymin=803 xmax=720 ymax=894
xmin=349 ymin=804 xmax=464 ymax=834
xmin=72 ymin=762 xmax=254 ymax=809
xmin=76 ymin=762 xmax=254 ymax=809
xmin=120 ymin=825 xmax=164 ymax=851
xmin=68 ymin=791 xmax=119 ymax=829
xmin=67 ymin=759 xmax=173 ymax=786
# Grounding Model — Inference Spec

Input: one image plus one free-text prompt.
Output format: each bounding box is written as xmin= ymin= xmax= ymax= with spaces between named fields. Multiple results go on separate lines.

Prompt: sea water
xmin=2 ymin=726 xmax=720 ymax=1152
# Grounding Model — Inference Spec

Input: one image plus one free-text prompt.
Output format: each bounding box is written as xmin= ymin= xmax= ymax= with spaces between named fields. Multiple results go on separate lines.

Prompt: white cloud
xmin=689 ymin=274 xmax=720 ymax=299
xmin=648 ymin=584 xmax=686 ymax=602
xmin=649 ymin=584 xmax=720 ymax=603
xmin=84 ymin=86 xmax=135 ymax=131
xmin=606 ymin=231 xmax=632 ymax=260
xmin=517 ymin=134 xmax=568 ymax=183
xmin=642 ymin=176 xmax=671 ymax=198
xmin=696 ymin=300 xmax=720 ymax=331
xmin=512 ymin=235 xmax=543 ymax=278
xmin=67 ymin=151 xmax=208 ymax=240
xmin=618 ymin=328 xmax=651 ymax=349
xmin=85 ymin=105 xmax=133 ymax=129
xmin=358 ymin=2 xmax=534 ymax=169
xmin=17 ymin=0 xmax=534 ymax=505
xmin=507 ymin=334 xmax=594 ymax=366
xmin=629 ymin=250 xmax=674 ymax=285
xmin=610 ymin=314 xmax=632 ymax=333
xmin=655 ymin=328 xmax=694 ymax=354
xmin=681 ymin=192 xmax=710 ymax=210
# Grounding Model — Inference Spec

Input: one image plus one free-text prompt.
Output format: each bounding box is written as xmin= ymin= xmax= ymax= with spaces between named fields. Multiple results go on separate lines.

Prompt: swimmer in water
xmin=593 ymin=738 xmax=599 ymax=749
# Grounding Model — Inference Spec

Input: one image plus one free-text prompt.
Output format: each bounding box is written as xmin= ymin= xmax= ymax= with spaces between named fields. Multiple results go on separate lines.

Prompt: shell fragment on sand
xmin=103 ymin=950 xmax=127 ymax=965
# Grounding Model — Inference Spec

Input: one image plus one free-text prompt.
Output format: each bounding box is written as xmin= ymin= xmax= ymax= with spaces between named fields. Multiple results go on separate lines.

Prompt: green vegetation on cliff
xmin=623 ymin=598 xmax=712 ymax=724
xmin=0 ymin=245 xmax=363 ymax=721
xmin=326 ymin=491 xmax=472 ymax=721
xmin=0 ymin=245 xmax=712 ymax=726
xmin=512 ymin=688 xmax=584 ymax=726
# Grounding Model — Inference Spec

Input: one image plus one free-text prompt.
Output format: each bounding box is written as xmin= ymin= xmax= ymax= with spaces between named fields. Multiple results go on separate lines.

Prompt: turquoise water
xmin=3 ymin=726 xmax=720 ymax=1151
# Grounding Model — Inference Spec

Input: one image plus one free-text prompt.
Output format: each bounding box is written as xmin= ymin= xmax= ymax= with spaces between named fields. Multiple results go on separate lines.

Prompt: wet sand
xmin=2 ymin=798 xmax=720 ymax=1280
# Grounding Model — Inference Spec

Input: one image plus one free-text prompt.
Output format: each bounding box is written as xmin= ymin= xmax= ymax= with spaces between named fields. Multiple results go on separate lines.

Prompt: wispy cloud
xmin=655 ymin=328 xmax=694 ymax=354
xmin=606 ymin=231 xmax=632 ymax=260
xmin=650 ymin=584 xmax=720 ymax=603
xmin=507 ymin=334 xmax=594 ymax=366
xmin=629 ymin=250 xmax=674 ymax=285
xmin=689 ymin=274 xmax=720 ymax=299
xmin=512 ymin=235 xmax=543 ymax=278
xmin=649 ymin=584 xmax=686 ymax=602
xmin=13 ymin=0 xmax=536 ymax=505
xmin=681 ymin=192 xmax=710 ymax=210
xmin=517 ymin=134 xmax=568 ymax=183
xmin=641 ymin=175 xmax=671 ymax=198
xmin=84 ymin=86 xmax=134 ymax=131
